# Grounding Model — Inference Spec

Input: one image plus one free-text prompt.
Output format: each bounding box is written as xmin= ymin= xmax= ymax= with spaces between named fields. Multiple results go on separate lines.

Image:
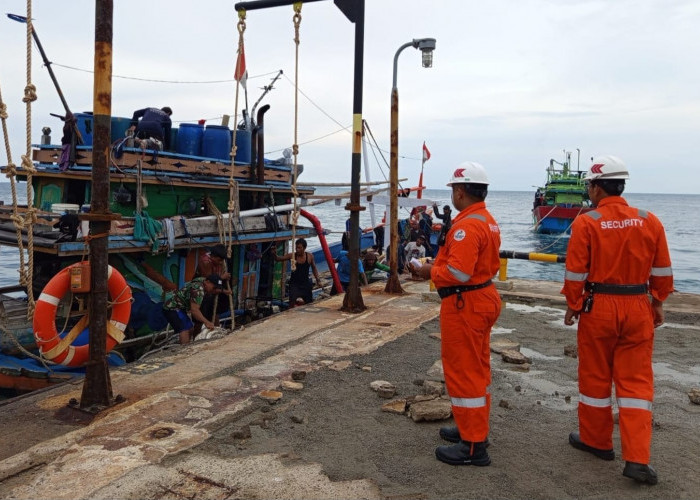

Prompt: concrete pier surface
xmin=0 ymin=279 xmax=698 ymax=499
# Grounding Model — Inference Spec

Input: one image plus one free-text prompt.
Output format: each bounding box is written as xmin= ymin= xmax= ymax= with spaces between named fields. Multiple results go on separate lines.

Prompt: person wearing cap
xmin=196 ymin=245 xmax=232 ymax=326
xmin=433 ymin=204 xmax=452 ymax=224
xmin=127 ymin=106 xmax=172 ymax=150
xmin=414 ymin=161 xmax=501 ymax=467
xmin=562 ymin=155 xmax=673 ymax=485
xmin=162 ymin=274 xmax=223 ymax=345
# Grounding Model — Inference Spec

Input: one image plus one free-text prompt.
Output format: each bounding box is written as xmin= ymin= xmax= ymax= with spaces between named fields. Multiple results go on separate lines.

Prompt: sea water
xmin=0 ymin=183 xmax=697 ymax=293
xmin=302 ymin=187 xmax=700 ymax=294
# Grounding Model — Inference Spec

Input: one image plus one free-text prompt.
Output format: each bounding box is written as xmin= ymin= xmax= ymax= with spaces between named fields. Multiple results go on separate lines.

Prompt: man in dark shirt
xmin=128 ymin=106 xmax=172 ymax=150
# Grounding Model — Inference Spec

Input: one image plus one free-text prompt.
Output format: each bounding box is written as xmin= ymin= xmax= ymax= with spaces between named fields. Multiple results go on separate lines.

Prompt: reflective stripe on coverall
xmin=561 ymin=196 xmax=673 ymax=463
xmin=431 ymin=202 xmax=501 ymax=442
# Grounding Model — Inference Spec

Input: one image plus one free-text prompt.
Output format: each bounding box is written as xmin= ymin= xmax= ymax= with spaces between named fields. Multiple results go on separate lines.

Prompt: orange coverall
xmin=562 ymin=196 xmax=673 ymax=464
xmin=431 ymin=201 xmax=501 ymax=442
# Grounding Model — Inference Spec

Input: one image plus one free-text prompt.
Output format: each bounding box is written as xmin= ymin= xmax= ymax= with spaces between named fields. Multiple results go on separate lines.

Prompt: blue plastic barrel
xmin=202 ymin=125 xmax=232 ymax=161
xmin=110 ymin=116 xmax=132 ymax=143
xmin=75 ymin=112 xmax=93 ymax=146
xmin=176 ymin=123 xmax=204 ymax=156
xmin=233 ymin=129 xmax=252 ymax=164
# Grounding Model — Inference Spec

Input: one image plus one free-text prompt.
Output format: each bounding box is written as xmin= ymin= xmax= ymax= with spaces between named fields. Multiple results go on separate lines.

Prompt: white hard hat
xmin=587 ymin=155 xmax=629 ymax=181
xmin=446 ymin=161 xmax=489 ymax=186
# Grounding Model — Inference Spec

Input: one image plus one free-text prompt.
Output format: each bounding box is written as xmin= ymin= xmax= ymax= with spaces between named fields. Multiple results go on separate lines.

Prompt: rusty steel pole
xmin=384 ymin=85 xmax=403 ymax=293
xmin=384 ymin=38 xmax=435 ymax=294
xmin=80 ymin=0 xmax=113 ymax=409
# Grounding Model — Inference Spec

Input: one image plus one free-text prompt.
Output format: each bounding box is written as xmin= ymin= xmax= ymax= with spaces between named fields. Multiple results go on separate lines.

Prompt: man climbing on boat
xmin=162 ymin=274 xmax=224 ymax=345
xmin=273 ymin=238 xmax=322 ymax=308
xmin=127 ymin=106 xmax=173 ymax=150
xmin=196 ymin=245 xmax=232 ymax=326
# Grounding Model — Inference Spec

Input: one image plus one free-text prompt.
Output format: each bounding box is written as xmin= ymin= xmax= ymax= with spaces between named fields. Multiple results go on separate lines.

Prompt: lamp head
xmin=413 ymin=38 xmax=436 ymax=68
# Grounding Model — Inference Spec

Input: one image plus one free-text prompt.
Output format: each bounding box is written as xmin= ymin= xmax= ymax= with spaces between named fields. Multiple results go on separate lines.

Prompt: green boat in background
xmin=532 ymin=150 xmax=593 ymax=234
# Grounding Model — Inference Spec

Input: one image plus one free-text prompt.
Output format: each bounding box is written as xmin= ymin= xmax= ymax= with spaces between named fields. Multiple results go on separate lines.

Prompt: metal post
xmin=384 ymin=84 xmax=403 ymax=293
xmin=384 ymin=39 xmax=435 ymax=294
xmin=384 ymin=41 xmax=411 ymax=294
xmin=80 ymin=0 xmax=113 ymax=409
xmin=339 ymin=0 xmax=366 ymax=312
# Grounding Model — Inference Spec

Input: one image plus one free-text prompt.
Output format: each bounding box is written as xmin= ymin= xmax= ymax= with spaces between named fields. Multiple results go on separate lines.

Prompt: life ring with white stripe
xmin=33 ymin=264 xmax=132 ymax=367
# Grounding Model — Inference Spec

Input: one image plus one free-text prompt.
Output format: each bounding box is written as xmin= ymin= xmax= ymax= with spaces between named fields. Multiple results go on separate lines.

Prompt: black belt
xmin=437 ymin=280 xmax=493 ymax=299
xmin=585 ymin=282 xmax=647 ymax=295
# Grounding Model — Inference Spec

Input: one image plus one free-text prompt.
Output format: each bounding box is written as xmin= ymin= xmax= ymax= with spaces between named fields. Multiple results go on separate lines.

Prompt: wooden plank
xmin=33 ymin=147 xmax=292 ymax=183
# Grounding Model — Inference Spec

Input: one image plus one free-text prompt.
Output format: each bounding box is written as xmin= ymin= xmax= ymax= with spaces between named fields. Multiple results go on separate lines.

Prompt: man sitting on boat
xmin=127 ymin=106 xmax=173 ymax=151
xmin=363 ymin=250 xmax=390 ymax=282
xmin=331 ymin=249 xmax=368 ymax=295
xmin=162 ymin=274 xmax=224 ymax=345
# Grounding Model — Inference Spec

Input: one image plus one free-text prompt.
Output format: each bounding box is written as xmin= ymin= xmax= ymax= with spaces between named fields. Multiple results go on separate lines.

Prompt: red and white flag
xmin=422 ymin=142 xmax=431 ymax=163
xmin=234 ymin=44 xmax=248 ymax=89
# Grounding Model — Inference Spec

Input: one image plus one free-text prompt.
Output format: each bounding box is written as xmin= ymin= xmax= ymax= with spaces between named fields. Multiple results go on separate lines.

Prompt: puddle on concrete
xmin=492 ymin=327 xmax=515 ymax=335
xmin=520 ymin=347 xmax=563 ymax=361
xmin=494 ymin=367 xmax=577 ymax=411
xmin=506 ymin=303 xmax=563 ymax=316
xmin=653 ymin=362 xmax=700 ymax=385
xmin=661 ymin=322 xmax=700 ymax=331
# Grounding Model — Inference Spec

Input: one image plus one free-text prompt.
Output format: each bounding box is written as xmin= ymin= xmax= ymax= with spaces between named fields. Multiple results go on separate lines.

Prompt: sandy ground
xmin=195 ymin=299 xmax=700 ymax=500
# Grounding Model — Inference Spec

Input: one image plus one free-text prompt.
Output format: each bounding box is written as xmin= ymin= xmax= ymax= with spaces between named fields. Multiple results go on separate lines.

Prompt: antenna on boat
xmin=250 ymin=69 xmax=283 ymax=127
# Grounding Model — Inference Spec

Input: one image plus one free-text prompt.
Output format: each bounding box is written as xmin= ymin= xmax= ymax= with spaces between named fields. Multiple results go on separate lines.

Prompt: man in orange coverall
xmin=562 ymin=155 xmax=673 ymax=485
xmin=415 ymin=161 xmax=501 ymax=466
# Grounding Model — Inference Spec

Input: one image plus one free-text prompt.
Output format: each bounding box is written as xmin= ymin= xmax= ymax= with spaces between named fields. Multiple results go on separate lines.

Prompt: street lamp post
xmin=384 ymin=38 xmax=436 ymax=294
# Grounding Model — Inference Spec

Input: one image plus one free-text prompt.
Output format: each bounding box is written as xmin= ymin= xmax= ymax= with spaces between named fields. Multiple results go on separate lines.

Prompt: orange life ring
xmin=33 ymin=264 xmax=132 ymax=367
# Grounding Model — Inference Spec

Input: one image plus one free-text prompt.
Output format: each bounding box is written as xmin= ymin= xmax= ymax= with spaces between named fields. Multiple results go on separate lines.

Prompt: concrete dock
xmin=0 ymin=278 xmax=698 ymax=499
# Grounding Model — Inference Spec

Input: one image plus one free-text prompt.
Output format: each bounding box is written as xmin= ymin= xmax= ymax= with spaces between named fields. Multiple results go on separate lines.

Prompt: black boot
xmin=623 ymin=462 xmax=658 ymax=485
xmin=568 ymin=432 xmax=615 ymax=461
xmin=435 ymin=440 xmax=491 ymax=466
xmin=439 ymin=426 xmax=490 ymax=447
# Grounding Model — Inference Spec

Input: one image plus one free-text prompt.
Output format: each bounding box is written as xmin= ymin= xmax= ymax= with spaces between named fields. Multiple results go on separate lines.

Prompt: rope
xmin=0 ymin=324 xmax=56 ymax=370
xmin=22 ymin=1 xmax=37 ymax=318
xmin=227 ymin=9 xmax=247 ymax=262
xmin=206 ymin=196 xmax=226 ymax=244
xmin=289 ymin=2 xmax=303 ymax=271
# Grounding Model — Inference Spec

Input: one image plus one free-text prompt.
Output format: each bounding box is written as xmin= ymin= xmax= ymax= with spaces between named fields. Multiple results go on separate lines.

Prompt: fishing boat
xmin=532 ymin=150 xmax=592 ymax=234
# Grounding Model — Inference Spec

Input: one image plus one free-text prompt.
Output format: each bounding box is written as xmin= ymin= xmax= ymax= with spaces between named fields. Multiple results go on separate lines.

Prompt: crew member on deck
xmin=127 ymin=106 xmax=172 ymax=150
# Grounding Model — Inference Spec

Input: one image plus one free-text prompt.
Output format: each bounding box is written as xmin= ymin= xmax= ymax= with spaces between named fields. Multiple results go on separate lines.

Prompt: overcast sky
xmin=1 ymin=0 xmax=699 ymax=193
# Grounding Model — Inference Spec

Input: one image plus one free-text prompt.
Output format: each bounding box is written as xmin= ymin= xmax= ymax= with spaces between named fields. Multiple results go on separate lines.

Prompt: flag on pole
xmin=234 ymin=44 xmax=248 ymax=89
xmin=422 ymin=142 xmax=431 ymax=163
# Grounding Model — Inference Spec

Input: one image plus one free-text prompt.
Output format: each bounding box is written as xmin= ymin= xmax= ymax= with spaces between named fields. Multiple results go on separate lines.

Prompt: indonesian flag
xmin=234 ymin=43 xmax=248 ymax=89
xmin=422 ymin=142 xmax=431 ymax=163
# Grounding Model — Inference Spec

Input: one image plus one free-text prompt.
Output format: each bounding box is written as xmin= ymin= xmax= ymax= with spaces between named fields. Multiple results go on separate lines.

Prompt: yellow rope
xmin=227 ymin=9 xmax=247 ymax=261
xmin=289 ymin=2 xmax=303 ymax=271
xmin=206 ymin=196 xmax=226 ymax=243
xmin=23 ymin=1 xmax=37 ymax=318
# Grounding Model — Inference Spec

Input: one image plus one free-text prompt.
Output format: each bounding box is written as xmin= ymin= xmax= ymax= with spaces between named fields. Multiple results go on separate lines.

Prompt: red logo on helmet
xmin=453 ymin=168 xmax=465 ymax=177
xmin=590 ymin=164 xmax=604 ymax=174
